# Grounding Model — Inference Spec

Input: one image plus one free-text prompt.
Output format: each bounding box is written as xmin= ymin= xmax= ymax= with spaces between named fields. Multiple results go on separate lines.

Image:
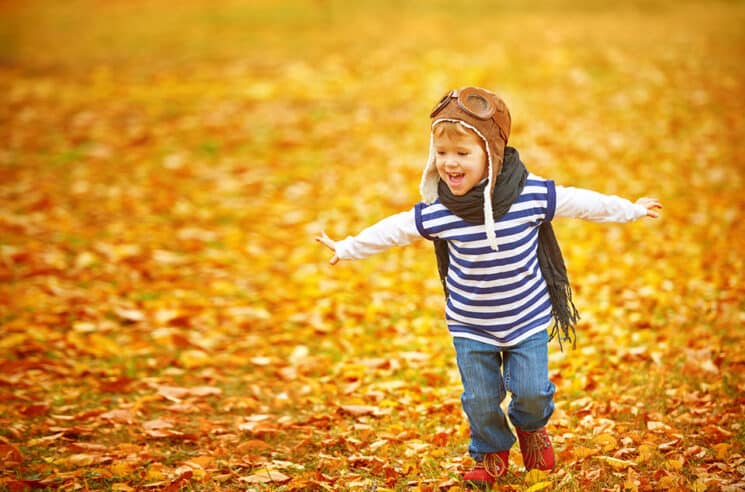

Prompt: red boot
xmin=516 ymin=427 xmax=554 ymax=470
xmin=463 ymin=451 xmax=509 ymax=489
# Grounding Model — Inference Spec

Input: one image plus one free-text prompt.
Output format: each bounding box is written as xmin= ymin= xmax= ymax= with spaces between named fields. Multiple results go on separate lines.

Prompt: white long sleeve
xmin=555 ymin=185 xmax=647 ymax=222
xmin=334 ymin=209 xmax=421 ymax=260
xmin=334 ymin=187 xmax=646 ymax=260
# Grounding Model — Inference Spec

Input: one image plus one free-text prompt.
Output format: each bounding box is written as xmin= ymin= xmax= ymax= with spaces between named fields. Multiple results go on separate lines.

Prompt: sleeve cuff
xmin=545 ymin=180 xmax=557 ymax=222
xmin=634 ymin=203 xmax=648 ymax=219
xmin=414 ymin=202 xmax=433 ymax=240
xmin=334 ymin=236 xmax=354 ymax=260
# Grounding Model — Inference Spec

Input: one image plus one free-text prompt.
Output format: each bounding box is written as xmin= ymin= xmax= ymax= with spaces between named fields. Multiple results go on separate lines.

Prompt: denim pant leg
xmin=453 ymin=337 xmax=516 ymax=460
xmin=503 ymin=329 xmax=555 ymax=431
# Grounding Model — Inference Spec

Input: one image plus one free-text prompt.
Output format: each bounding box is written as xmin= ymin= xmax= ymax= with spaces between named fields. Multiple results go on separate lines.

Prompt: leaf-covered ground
xmin=1 ymin=1 xmax=744 ymax=490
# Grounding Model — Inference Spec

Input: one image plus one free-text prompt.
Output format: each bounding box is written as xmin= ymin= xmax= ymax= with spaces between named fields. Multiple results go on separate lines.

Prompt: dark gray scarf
xmin=434 ymin=147 xmax=579 ymax=348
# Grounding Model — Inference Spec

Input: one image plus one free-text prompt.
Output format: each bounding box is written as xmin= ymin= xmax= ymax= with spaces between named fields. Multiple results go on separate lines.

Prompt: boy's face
xmin=434 ymin=128 xmax=488 ymax=196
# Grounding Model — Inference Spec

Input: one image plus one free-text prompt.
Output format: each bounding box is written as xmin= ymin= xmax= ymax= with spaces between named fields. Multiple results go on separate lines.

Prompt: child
xmin=316 ymin=86 xmax=661 ymax=487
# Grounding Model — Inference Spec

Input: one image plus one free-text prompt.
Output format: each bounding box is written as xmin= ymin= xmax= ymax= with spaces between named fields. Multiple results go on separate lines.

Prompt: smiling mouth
xmin=447 ymin=172 xmax=465 ymax=185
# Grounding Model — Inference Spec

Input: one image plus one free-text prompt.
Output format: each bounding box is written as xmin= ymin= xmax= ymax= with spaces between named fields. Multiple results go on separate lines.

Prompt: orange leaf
xmin=0 ymin=443 xmax=23 ymax=467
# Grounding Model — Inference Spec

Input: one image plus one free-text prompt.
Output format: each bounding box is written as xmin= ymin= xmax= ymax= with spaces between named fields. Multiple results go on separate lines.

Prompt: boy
xmin=316 ymin=86 xmax=661 ymax=487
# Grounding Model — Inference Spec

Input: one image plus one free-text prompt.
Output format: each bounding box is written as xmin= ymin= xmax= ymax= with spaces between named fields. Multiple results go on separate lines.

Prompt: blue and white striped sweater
xmin=415 ymin=175 xmax=557 ymax=346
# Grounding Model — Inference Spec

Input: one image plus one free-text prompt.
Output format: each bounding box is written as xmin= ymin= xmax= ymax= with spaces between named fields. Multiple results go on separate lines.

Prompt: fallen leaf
xmin=338 ymin=405 xmax=390 ymax=417
xmin=646 ymin=421 xmax=673 ymax=433
xmin=712 ymin=443 xmax=731 ymax=460
xmin=100 ymin=409 xmax=136 ymax=424
xmin=27 ymin=432 xmax=65 ymax=447
xmin=597 ymin=456 xmax=637 ymax=470
xmin=0 ymin=442 xmax=23 ymax=466
xmin=525 ymin=481 xmax=553 ymax=492
xmin=572 ymin=445 xmax=600 ymax=459
xmin=240 ymin=470 xmax=291 ymax=484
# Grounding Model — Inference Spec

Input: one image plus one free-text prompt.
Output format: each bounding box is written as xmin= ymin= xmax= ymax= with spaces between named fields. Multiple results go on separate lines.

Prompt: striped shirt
xmin=334 ymin=176 xmax=648 ymax=348
xmin=415 ymin=175 xmax=555 ymax=346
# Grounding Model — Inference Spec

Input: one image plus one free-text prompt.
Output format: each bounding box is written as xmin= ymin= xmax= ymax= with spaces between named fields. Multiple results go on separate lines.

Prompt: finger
xmin=329 ymin=255 xmax=339 ymax=265
xmin=315 ymin=232 xmax=335 ymax=250
xmin=638 ymin=198 xmax=663 ymax=212
xmin=316 ymin=238 xmax=334 ymax=251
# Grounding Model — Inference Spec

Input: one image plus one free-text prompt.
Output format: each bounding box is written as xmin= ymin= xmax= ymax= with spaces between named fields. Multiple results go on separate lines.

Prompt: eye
xmin=458 ymin=151 xmax=469 ymax=156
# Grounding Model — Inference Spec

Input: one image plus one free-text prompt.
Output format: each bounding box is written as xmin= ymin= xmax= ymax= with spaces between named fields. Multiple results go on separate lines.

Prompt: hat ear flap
xmin=483 ymin=147 xmax=500 ymax=252
xmin=419 ymin=133 xmax=439 ymax=204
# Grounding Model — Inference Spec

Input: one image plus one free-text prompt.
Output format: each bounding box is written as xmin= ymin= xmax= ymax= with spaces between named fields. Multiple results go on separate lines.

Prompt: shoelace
xmin=479 ymin=452 xmax=506 ymax=478
xmin=521 ymin=429 xmax=551 ymax=468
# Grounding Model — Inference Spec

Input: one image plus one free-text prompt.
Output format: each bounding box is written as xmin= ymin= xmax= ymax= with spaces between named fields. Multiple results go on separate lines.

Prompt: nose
xmin=442 ymin=153 xmax=459 ymax=168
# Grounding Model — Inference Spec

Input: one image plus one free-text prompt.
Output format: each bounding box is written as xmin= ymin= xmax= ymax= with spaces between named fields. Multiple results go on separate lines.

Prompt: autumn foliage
xmin=1 ymin=1 xmax=744 ymax=490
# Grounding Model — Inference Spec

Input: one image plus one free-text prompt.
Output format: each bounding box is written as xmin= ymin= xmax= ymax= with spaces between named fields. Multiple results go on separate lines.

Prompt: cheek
xmin=475 ymin=159 xmax=489 ymax=179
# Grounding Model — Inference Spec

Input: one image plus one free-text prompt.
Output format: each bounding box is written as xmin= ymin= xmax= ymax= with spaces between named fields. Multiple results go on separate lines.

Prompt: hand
xmin=315 ymin=231 xmax=340 ymax=265
xmin=636 ymin=197 xmax=663 ymax=219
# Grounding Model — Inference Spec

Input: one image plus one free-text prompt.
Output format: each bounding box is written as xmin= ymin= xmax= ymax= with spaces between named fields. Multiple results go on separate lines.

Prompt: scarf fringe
xmin=548 ymin=282 xmax=580 ymax=351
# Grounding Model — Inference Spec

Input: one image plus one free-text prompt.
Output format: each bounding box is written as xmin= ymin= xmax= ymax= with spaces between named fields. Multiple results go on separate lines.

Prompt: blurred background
xmin=1 ymin=0 xmax=744 ymax=490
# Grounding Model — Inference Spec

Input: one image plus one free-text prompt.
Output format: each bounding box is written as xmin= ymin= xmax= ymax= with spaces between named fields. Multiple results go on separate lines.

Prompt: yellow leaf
xmin=663 ymin=457 xmax=684 ymax=471
xmin=111 ymin=461 xmax=133 ymax=476
xmin=572 ymin=445 xmax=599 ymax=459
xmin=111 ymin=484 xmax=135 ymax=492
xmin=145 ymin=463 xmax=168 ymax=481
xmin=637 ymin=444 xmax=655 ymax=463
xmin=623 ymin=478 xmax=639 ymax=492
xmin=525 ymin=481 xmax=553 ymax=492
xmin=657 ymin=476 xmax=678 ymax=489
xmin=525 ymin=469 xmax=550 ymax=485
xmin=89 ymin=333 xmax=120 ymax=356
xmin=597 ymin=456 xmax=637 ymax=470
xmin=593 ymin=433 xmax=618 ymax=452
xmin=0 ymin=333 xmax=27 ymax=350
xmin=691 ymin=479 xmax=708 ymax=492
xmin=179 ymin=349 xmax=210 ymax=368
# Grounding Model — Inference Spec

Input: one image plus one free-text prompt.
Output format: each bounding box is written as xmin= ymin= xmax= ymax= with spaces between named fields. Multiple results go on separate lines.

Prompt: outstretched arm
xmin=555 ymin=185 xmax=662 ymax=222
xmin=315 ymin=209 xmax=421 ymax=265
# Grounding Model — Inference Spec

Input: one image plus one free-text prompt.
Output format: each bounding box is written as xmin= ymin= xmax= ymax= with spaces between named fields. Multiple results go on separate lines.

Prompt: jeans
xmin=453 ymin=329 xmax=555 ymax=461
